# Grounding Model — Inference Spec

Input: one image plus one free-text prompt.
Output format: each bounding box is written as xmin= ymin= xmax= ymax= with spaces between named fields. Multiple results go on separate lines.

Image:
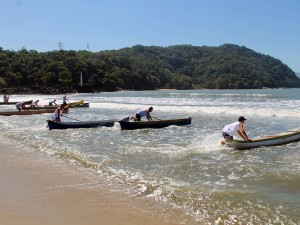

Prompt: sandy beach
xmin=0 ymin=136 xmax=195 ymax=225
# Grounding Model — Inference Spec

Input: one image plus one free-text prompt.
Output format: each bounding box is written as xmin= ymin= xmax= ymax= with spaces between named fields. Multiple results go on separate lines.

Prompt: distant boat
xmin=43 ymin=100 xmax=89 ymax=108
xmin=118 ymin=117 xmax=192 ymax=130
xmin=226 ymin=128 xmax=300 ymax=150
xmin=25 ymin=102 xmax=89 ymax=110
xmin=0 ymin=108 xmax=69 ymax=116
xmin=0 ymin=100 xmax=33 ymax=105
xmin=47 ymin=119 xmax=115 ymax=130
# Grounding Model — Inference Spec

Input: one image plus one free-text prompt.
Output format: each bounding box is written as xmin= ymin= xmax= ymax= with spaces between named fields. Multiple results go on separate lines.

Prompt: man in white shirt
xmin=222 ymin=116 xmax=252 ymax=142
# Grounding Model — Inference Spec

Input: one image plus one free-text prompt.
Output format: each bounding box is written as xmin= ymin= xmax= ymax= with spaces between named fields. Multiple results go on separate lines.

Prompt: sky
xmin=0 ymin=0 xmax=299 ymax=72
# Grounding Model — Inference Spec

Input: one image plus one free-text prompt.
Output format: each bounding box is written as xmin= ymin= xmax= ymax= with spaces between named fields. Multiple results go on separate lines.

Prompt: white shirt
xmin=52 ymin=107 xmax=61 ymax=121
xmin=223 ymin=121 xmax=241 ymax=136
xmin=31 ymin=101 xmax=38 ymax=107
xmin=137 ymin=109 xmax=148 ymax=117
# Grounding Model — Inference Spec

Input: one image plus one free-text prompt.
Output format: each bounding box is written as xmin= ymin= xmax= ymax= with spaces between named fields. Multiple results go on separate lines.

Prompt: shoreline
xmin=0 ymin=136 xmax=196 ymax=225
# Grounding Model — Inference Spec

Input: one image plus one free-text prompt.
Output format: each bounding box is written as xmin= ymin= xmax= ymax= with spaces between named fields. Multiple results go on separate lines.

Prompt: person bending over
xmin=222 ymin=116 xmax=252 ymax=142
xmin=132 ymin=107 xmax=153 ymax=122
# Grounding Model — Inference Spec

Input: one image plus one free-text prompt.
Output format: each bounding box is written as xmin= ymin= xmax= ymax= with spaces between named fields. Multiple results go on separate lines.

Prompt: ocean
xmin=1 ymin=89 xmax=300 ymax=224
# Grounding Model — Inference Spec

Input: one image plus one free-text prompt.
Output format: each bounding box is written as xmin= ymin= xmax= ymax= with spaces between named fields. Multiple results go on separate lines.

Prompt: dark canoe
xmin=0 ymin=100 xmax=33 ymax=105
xmin=47 ymin=119 xmax=116 ymax=130
xmin=118 ymin=117 xmax=192 ymax=130
xmin=0 ymin=108 xmax=69 ymax=116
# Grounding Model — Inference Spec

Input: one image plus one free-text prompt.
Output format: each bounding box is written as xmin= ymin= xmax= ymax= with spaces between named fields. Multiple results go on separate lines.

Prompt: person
xmin=4 ymin=96 xmax=9 ymax=103
xmin=222 ymin=116 xmax=252 ymax=142
xmin=131 ymin=107 xmax=153 ymax=122
xmin=63 ymin=95 xmax=69 ymax=104
xmin=3 ymin=95 xmax=6 ymax=102
xmin=49 ymin=99 xmax=57 ymax=106
xmin=52 ymin=103 xmax=68 ymax=122
xmin=15 ymin=102 xmax=26 ymax=111
xmin=31 ymin=99 xmax=39 ymax=107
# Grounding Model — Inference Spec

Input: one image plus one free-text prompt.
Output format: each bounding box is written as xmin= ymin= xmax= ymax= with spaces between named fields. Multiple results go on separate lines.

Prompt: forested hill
xmin=0 ymin=44 xmax=299 ymax=93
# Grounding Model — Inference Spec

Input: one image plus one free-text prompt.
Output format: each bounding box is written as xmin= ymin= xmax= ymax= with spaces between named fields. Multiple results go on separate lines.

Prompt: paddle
xmin=61 ymin=115 xmax=82 ymax=122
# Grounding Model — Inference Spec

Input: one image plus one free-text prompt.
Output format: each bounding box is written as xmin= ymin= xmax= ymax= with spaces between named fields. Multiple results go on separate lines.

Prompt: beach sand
xmin=0 ymin=137 xmax=196 ymax=225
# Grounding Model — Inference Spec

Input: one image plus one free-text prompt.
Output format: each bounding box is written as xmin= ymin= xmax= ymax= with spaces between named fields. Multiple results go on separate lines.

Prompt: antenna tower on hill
xmin=58 ymin=42 xmax=63 ymax=50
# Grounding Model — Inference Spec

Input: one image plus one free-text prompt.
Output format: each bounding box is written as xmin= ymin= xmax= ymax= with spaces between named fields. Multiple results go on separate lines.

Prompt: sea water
xmin=1 ymin=89 xmax=300 ymax=224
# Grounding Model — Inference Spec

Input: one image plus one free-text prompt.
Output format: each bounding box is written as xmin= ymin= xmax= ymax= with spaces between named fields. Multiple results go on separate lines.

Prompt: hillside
xmin=0 ymin=44 xmax=299 ymax=93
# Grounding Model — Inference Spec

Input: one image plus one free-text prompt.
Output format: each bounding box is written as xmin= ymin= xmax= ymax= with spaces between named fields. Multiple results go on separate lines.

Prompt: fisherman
xmin=31 ymin=99 xmax=39 ymax=107
xmin=49 ymin=99 xmax=57 ymax=106
xmin=131 ymin=107 xmax=153 ymax=122
xmin=63 ymin=95 xmax=69 ymax=104
xmin=222 ymin=116 xmax=252 ymax=143
xmin=15 ymin=102 xmax=26 ymax=111
xmin=52 ymin=103 xmax=68 ymax=122
xmin=4 ymin=96 xmax=9 ymax=103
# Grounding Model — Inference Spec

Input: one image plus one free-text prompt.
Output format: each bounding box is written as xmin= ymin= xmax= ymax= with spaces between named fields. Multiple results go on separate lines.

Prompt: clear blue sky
xmin=1 ymin=0 xmax=300 ymax=72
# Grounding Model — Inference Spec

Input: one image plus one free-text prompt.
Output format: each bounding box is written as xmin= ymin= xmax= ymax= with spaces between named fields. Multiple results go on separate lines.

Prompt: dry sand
xmin=0 ymin=137 xmax=197 ymax=225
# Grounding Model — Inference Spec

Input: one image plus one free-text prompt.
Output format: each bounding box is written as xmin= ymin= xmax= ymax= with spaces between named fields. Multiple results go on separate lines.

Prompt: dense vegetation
xmin=0 ymin=44 xmax=299 ymax=93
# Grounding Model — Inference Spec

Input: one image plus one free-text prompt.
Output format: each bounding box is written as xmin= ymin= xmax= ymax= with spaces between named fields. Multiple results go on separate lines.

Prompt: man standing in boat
xmin=131 ymin=107 xmax=153 ymax=122
xmin=52 ymin=103 xmax=68 ymax=122
xmin=222 ymin=116 xmax=252 ymax=142
xmin=63 ymin=95 xmax=69 ymax=104
xmin=4 ymin=96 xmax=9 ymax=103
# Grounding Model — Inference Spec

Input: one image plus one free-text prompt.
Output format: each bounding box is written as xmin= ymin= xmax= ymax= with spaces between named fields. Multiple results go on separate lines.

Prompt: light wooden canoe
xmin=226 ymin=128 xmax=300 ymax=150
xmin=0 ymin=108 xmax=69 ymax=116
xmin=44 ymin=100 xmax=85 ymax=107
xmin=25 ymin=102 xmax=89 ymax=110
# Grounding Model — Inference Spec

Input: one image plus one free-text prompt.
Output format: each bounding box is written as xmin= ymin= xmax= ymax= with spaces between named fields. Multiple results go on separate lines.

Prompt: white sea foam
xmin=89 ymin=101 xmax=300 ymax=119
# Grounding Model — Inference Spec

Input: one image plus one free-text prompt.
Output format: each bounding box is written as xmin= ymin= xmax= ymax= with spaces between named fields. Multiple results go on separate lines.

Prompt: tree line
xmin=0 ymin=43 xmax=299 ymax=93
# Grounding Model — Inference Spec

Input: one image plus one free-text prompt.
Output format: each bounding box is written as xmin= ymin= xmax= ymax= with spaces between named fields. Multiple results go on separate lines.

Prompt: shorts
xmin=222 ymin=132 xmax=233 ymax=140
xmin=135 ymin=114 xmax=141 ymax=121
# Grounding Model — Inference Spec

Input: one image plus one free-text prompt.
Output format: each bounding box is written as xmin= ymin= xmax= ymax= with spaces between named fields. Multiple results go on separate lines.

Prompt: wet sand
xmin=0 ymin=137 xmax=196 ymax=225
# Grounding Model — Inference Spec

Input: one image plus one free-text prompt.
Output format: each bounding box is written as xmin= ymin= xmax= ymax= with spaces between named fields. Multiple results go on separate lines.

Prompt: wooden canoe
xmin=118 ymin=117 xmax=192 ymax=130
xmin=0 ymin=108 xmax=69 ymax=116
xmin=0 ymin=100 xmax=33 ymax=105
xmin=47 ymin=119 xmax=115 ymax=130
xmin=67 ymin=100 xmax=84 ymax=106
xmin=44 ymin=100 xmax=85 ymax=107
xmin=68 ymin=102 xmax=89 ymax=108
xmin=226 ymin=128 xmax=300 ymax=150
xmin=25 ymin=103 xmax=89 ymax=110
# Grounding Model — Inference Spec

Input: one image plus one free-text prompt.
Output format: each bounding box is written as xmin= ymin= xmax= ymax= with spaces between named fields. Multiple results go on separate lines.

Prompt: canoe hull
xmin=47 ymin=119 xmax=115 ymax=130
xmin=26 ymin=103 xmax=89 ymax=110
xmin=0 ymin=108 xmax=68 ymax=116
xmin=226 ymin=129 xmax=300 ymax=150
xmin=0 ymin=100 xmax=33 ymax=105
xmin=118 ymin=117 xmax=192 ymax=130
xmin=43 ymin=100 xmax=87 ymax=107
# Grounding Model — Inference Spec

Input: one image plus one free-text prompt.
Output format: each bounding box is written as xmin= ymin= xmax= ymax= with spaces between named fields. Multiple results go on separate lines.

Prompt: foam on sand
xmin=0 ymin=136 xmax=197 ymax=225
